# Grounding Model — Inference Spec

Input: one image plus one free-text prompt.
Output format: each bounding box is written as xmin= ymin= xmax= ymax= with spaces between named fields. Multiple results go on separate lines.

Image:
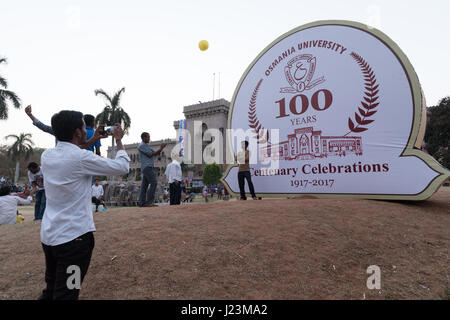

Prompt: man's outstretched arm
xmin=25 ymin=105 xmax=54 ymax=136
xmin=138 ymin=142 xmax=166 ymax=158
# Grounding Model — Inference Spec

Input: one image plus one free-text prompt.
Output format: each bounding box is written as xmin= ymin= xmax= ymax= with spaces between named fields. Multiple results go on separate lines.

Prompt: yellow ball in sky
xmin=199 ymin=40 xmax=209 ymax=51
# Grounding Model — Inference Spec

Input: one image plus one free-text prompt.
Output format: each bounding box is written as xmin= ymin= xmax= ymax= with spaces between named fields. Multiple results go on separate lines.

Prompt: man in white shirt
xmin=164 ymin=155 xmax=182 ymax=205
xmin=0 ymin=185 xmax=32 ymax=225
xmin=27 ymin=162 xmax=46 ymax=221
xmin=91 ymin=178 xmax=106 ymax=212
xmin=39 ymin=110 xmax=130 ymax=300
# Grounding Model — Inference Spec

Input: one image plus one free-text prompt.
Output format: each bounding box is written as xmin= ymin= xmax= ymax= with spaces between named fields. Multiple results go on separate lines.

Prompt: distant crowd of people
xmin=0 ymin=179 xmax=32 ymax=194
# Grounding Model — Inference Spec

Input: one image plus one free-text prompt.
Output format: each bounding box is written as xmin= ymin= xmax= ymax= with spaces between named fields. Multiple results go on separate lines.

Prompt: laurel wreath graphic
xmin=248 ymin=79 xmax=270 ymax=143
xmin=346 ymin=52 xmax=380 ymax=135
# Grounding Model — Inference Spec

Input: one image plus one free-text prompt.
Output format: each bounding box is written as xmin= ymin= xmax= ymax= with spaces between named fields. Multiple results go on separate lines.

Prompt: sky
xmin=1 ymin=0 xmax=449 ymax=153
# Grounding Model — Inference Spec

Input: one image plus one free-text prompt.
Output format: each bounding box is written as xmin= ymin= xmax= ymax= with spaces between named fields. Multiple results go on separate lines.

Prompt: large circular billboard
xmin=222 ymin=20 xmax=450 ymax=200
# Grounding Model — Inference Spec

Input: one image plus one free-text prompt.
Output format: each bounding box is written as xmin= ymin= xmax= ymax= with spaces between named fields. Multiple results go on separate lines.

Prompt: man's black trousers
xmin=91 ymin=196 xmax=104 ymax=212
xmin=238 ymin=170 xmax=256 ymax=200
xmin=169 ymin=182 xmax=181 ymax=205
xmin=40 ymin=232 xmax=95 ymax=300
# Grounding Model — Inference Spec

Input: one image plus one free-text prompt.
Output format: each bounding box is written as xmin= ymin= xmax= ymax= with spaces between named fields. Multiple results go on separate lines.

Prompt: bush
xmin=202 ymin=163 xmax=222 ymax=186
xmin=424 ymin=97 xmax=450 ymax=169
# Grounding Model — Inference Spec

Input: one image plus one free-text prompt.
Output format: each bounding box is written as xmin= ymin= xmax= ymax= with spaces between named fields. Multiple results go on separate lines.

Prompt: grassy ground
xmin=2 ymin=187 xmax=449 ymax=300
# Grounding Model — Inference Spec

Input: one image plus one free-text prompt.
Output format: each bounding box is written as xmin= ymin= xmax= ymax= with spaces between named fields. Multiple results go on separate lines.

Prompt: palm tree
xmin=5 ymin=133 xmax=34 ymax=184
xmin=94 ymin=87 xmax=131 ymax=159
xmin=0 ymin=57 xmax=21 ymax=120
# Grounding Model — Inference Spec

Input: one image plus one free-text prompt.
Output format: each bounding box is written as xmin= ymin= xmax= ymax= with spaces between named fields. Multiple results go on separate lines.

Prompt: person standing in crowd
xmin=83 ymin=114 xmax=101 ymax=156
xmin=235 ymin=141 xmax=258 ymax=200
xmin=202 ymin=185 xmax=209 ymax=202
xmin=217 ymin=184 xmax=223 ymax=200
xmin=0 ymin=185 xmax=32 ymax=225
xmin=27 ymin=162 xmax=46 ymax=220
xmin=91 ymin=178 xmax=107 ymax=212
xmin=164 ymin=156 xmax=182 ymax=205
xmin=211 ymin=184 xmax=216 ymax=199
xmin=224 ymin=187 xmax=230 ymax=201
xmin=39 ymin=111 xmax=130 ymax=300
xmin=25 ymin=105 xmax=106 ymax=149
xmin=83 ymin=114 xmax=102 ymax=185
xmin=138 ymin=132 xmax=166 ymax=207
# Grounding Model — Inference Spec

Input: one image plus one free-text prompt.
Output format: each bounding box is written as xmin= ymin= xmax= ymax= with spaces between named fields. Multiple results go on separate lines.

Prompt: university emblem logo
xmin=281 ymin=54 xmax=325 ymax=93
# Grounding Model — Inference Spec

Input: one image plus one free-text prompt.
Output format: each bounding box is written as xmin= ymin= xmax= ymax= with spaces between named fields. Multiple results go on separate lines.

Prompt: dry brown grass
xmin=1 ymin=188 xmax=449 ymax=300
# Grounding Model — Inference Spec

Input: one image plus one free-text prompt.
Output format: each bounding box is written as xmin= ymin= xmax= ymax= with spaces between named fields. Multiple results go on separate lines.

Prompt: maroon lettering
xmin=311 ymin=89 xmax=333 ymax=111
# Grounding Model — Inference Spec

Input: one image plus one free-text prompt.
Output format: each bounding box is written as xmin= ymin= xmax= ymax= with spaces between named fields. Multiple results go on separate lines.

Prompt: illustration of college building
xmin=260 ymin=127 xmax=363 ymax=161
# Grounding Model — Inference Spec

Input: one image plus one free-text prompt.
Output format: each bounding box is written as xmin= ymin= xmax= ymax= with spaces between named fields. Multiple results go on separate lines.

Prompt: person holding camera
xmin=38 ymin=111 xmax=130 ymax=300
xmin=138 ymin=132 xmax=166 ymax=207
xmin=83 ymin=114 xmax=102 ymax=156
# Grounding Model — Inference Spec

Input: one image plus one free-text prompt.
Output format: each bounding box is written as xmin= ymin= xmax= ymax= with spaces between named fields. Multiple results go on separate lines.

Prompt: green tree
xmin=0 ymin=145 xmax=44 ymax=182
xmin=0 ymin=57 xmax=21 ymax=120
xmin=5 ymin=133 xmax=34 ymax=184
xmin=0 ymin=144 xmax=16 ymax=180
xmin=94 ymin=87 xmax=131 ymax=159
xmin=202 ymin=162 xmax=222 ymax=186
xmin=424 ymin=97 xmax=450 ymax=169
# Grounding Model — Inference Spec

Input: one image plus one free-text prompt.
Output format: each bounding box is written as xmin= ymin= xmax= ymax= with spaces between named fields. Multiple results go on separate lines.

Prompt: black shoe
xmin=143 ymin=203 xmax=158 ymax=207
xmin=38 ymin=291 xmax=53 ymax=300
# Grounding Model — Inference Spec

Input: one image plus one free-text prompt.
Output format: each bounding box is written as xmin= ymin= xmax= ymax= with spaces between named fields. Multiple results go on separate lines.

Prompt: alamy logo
xmin=366 ymin=265 xmax=381 ymax=290
xmin=66 ymin=265 xmax=81 ymax=290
